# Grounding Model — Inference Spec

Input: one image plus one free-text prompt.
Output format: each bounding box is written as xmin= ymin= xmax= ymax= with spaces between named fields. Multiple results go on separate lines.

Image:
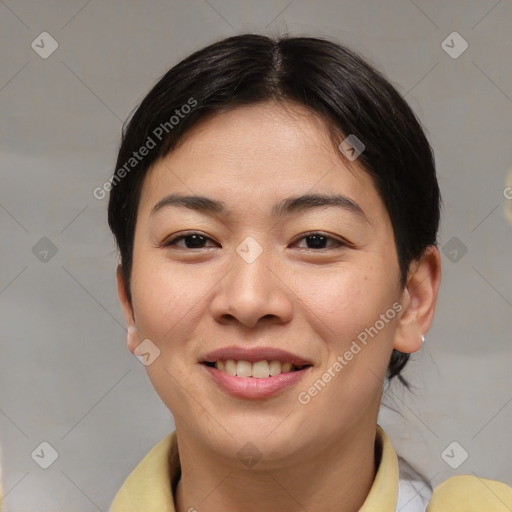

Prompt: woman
xmin=107 ymin=34 xmax=511 ymax=511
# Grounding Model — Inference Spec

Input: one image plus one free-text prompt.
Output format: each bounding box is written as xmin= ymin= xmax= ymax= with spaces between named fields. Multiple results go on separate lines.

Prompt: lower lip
xmin=201 ymin=364 xmax=311 ymax=399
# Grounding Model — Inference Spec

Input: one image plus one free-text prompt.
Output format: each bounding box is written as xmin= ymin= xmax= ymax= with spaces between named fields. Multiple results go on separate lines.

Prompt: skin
xmin=117 ymin=101 xmax=441 ymax=512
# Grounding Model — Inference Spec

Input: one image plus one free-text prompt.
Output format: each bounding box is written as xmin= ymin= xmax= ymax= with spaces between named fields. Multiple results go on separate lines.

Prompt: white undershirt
xmin=396 ymin=456 xmax=432 ymax=511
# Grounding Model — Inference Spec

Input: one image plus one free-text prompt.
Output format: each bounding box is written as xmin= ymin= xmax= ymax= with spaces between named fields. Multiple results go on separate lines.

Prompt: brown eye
xmin=294 ymin=233 xmax=346 ymax=250
xmin=163 ymin=233 xmax=218 ymax=249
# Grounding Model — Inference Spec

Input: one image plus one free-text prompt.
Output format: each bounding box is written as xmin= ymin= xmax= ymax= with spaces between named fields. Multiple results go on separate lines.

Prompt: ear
xmin=116 ymin=264 xmax=138 ymax=354
xmin=393 ymin=246 xmax=442 ymax=353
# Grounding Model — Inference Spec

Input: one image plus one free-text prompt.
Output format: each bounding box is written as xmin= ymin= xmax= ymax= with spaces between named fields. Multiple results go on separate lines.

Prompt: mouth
xmin=201 ymin=359 xmax=312 ymax=378
xmin=199 ymin=347 xmax=314 ymax=399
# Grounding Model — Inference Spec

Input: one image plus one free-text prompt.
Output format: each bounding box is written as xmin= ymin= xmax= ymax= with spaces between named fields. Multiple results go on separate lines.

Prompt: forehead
xmin=137 ymin=101 xmax=387 ymax=224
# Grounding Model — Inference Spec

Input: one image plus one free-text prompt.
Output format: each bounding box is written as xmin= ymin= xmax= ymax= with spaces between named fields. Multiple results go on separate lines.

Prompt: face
xmin=121 ymin=101 xmax=410 ymax=466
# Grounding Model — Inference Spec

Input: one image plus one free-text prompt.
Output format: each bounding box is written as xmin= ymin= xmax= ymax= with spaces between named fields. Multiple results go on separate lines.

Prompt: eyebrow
xmin=150 ymin=192 xmax=368 ymax=222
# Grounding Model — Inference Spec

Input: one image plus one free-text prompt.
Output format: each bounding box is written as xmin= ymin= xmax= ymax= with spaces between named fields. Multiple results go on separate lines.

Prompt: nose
xmin=209 ymin=241 xmax=294 ymax=329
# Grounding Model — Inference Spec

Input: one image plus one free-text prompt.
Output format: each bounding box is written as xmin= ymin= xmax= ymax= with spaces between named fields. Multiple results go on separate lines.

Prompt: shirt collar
xmin=109 ymin=425 xmax=398 ymax=512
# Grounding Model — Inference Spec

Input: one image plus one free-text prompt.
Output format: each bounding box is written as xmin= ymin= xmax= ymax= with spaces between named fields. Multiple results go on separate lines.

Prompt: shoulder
xmin=109 ymin=431 xmax=178 ymax=512
xmin=427 ymin=475 xmax=512 ymax=511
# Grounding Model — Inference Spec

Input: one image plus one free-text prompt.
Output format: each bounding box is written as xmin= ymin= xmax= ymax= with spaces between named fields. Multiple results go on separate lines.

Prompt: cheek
xmin=129 ymin=256 xmax=212 ymax=417
xmin=293 ymin=268 xmax=397 ymax=430
xmin=295 ymin=264 xmax=398 ymax=351
xmin=129 ymin=251 xmax=209 ymax=355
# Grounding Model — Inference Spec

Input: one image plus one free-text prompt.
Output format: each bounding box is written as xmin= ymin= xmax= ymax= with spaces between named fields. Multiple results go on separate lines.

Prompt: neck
xmin=174 ymin=422 xmax=377 ymax=512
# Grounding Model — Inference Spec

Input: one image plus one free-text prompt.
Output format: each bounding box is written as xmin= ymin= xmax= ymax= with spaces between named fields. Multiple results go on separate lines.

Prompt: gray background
xmin=1 ymin=0 xmax=511 ymax=510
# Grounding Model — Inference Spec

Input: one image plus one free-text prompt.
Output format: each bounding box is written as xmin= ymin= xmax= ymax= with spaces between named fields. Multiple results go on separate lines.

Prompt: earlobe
xmin=126 ymin=325 xmax=139 ymax=354
xmin=116 ymin=264 xmax=138 ymax=354
xmin=393 ymin=246 xmax=442 ymax=353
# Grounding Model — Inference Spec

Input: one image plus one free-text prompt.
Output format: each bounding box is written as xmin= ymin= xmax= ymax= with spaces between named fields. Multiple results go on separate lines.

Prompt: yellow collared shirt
xmin=109 ymin=427 xmax=512 ymax=511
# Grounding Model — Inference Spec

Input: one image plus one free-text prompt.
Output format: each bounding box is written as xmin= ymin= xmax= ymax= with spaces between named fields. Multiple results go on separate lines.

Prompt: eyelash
xmin=161 ymin=231 xmax=349 ymax=251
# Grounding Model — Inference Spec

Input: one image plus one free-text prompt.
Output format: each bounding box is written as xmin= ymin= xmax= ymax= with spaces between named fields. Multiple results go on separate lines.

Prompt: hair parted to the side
xmin=107 ymin=33 xmax=440 ymax=385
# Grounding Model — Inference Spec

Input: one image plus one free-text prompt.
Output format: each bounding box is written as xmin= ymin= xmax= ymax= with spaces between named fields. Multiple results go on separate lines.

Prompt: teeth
xmin=225 ymin=359 xmax=237 ymax=376
xmin=236 ymin=360 xmax=252 ymax=378
xmin=252 ymin=360 xmax=270 ymax=378
xmin=214 ymin=359 xmax=301 ymax=378
xmin=269 ymin=360 xmax=281 ymax=376
xmin=282 ymin=362 xmax=292 ymax=373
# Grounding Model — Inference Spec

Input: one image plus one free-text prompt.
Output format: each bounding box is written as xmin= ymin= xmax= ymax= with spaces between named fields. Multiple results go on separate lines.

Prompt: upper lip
xmin=201 ymin=346 xmax=313 ymax=366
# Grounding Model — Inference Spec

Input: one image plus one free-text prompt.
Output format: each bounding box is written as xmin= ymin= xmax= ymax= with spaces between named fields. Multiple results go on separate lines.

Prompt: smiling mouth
xmin=201 ymin=359 xmax=312 ymax=378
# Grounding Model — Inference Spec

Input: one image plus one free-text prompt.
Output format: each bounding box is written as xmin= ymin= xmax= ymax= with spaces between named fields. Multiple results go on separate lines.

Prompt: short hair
xmin=108 ymin=34 xmax=441 ymax=384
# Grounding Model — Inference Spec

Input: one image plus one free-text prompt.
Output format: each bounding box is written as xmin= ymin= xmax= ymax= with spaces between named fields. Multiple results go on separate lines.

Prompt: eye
xmin=161 ymin=231 xmax=348 ymax=251
xmin=162 ymin=232 xmax=218 ymax=249
xmin=292 ymin=232 xmax=347 ymax=250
